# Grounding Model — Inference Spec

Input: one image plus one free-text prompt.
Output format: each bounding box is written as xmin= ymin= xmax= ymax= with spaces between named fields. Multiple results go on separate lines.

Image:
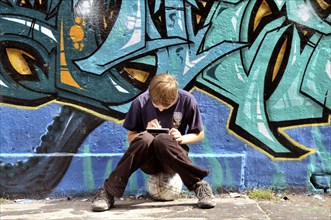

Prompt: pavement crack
xmin=256 ymin=201 xmax=272 ymax=220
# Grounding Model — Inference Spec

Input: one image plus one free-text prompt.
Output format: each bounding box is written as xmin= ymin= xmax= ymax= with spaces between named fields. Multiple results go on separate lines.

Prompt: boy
xmin=92 ymin=74 xmax=216 ymax=211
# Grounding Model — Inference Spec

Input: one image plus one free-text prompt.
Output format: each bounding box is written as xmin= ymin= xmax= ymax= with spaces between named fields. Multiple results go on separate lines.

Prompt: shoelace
xmin=93 ymin=188 xmax=108 ymax=202
xmin=196 ymin=184 xmax=212 ymax=199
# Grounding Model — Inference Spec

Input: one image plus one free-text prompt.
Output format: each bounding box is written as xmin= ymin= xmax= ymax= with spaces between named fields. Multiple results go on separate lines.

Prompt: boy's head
xmin=149 ymin=74 xmax=178 ymax=108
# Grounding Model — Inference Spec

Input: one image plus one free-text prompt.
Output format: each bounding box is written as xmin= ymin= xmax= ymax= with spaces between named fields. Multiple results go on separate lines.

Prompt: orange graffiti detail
xmin=60 ymin=19 xmax=81 ymax=89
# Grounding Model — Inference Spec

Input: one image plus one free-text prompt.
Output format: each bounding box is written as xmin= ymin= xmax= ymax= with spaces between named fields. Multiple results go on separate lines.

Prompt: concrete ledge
xmin=1 ymin=153 xmax=245 ymax=197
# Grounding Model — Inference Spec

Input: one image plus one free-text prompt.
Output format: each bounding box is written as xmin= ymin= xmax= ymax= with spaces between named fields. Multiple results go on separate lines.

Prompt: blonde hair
xmin=149 ymin=74 xmax=178 ymax=106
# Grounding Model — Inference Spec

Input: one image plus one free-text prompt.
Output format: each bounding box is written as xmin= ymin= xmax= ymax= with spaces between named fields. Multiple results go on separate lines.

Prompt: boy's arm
xmin=180 ymin=130 xmax=205 ymax=145
xmin=170 ymin=129 xmax=204 ymax=145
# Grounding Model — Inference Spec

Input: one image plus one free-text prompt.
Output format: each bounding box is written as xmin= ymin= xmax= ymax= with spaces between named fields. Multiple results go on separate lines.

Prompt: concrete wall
xmin=0 ymin=0 xmax=330 ymax=198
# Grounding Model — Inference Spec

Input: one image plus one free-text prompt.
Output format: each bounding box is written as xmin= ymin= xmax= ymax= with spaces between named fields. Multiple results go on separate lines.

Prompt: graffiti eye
xmin=116 ymin=60 xmax=156 ymax=90
xmin=0 ymin=42 xmax=48 ymax=82
xmin=123 ymin=67 xmax=150 ymax=83
xmin=6 ymin=48 xmax=35 ymax=76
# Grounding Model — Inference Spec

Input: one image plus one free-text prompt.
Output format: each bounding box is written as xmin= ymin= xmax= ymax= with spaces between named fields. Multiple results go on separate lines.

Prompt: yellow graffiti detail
xmin=254 ymin=0 xmax=272 ymax=32
xmin=196 ymin=14 xmax=201 ymax=25
xmin=103 ymin=16 xmax=107 ymax=29
xmin=196 ymin=1 xmax=207 ymax=25
xmin=0 ymin=100 xmax=124 ymax=125
xmin=60 ymin=19 xmax=82 ymax=89
xmin=273 ymin=38 xmax=287 ymax=81
xmin=60 ymin=52 xmax=67 ymax=66
xmin=123 ymin=67 xmax=150 ymax=83
xmin=201 ymin=1 xmax=207 ymax=7
xmin=60 ymin=68 xmax=81 ymax=89
xmin=317 ymin=0 xmax=330 ymax=10
xmin=6 ymin=48 xmax=34 ymax=75
xmin=69 ymin=17 xmax=86 ymax=51
xmin=70 ymin=25 xmax=84 ymax=43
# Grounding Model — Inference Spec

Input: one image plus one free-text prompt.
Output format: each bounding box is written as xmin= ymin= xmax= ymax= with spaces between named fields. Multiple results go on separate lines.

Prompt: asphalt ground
xmin=1 ymin=193 xmax=330 ymax=220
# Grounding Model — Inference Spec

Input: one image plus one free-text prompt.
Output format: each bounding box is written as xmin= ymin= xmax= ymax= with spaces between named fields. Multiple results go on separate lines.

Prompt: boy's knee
xmin=153 ymin=133 xmax=172 ymax=146
xmin=132 ymin=132 xmax=154 ymax=144
xmin=153 ymin=134 xmax=181 ymax=155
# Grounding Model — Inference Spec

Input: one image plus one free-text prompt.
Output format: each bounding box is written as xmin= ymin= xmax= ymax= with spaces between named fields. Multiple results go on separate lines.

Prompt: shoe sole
xmin=198 ymin=202 xmax=216 ymax=209
xmin=91 ymin=206 xmax=110 ymax=212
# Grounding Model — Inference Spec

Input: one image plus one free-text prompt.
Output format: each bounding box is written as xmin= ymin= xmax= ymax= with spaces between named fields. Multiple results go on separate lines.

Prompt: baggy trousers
xmin=104 ymin=132 xmax=209 ymax=197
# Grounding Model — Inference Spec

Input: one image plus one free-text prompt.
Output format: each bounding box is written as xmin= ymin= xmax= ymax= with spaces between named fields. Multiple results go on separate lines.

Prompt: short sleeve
xmin=123 ymin=99 xmax=144 ymax=132
xmin=186 ymin=98 xmax=204 ymax=134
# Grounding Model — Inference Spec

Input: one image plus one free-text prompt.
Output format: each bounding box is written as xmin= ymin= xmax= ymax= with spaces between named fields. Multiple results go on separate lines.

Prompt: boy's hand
xmin=170 ymin=128 xmax=182 ymax=143
xmin=147 ymin=119 xmax=161 ymax=128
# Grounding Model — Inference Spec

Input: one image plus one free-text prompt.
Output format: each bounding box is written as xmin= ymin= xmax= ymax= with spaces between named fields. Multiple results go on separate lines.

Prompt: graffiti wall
xmin=0 ymin=0 xmax=330 ymax=198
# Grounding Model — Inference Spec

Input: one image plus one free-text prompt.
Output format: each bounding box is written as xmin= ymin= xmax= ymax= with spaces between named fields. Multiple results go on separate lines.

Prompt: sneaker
xmin=194 ymin=181 xmax=216 ymax=209
xmin=91 ymin=188 xmax=114 ymax=212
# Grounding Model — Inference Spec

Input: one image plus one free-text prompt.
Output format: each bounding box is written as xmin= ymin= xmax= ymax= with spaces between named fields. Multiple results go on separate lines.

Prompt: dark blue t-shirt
xmin=123 ymin=89 xmax=204 ymax=135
